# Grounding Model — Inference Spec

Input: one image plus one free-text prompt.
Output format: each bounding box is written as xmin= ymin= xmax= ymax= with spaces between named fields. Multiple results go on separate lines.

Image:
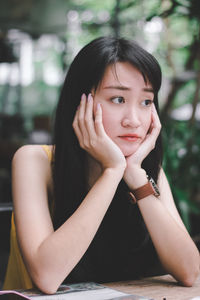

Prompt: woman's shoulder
xmin=12 ymin=145 xmax=54 ymax=188
xmin=12 ymin=145 xmax=54 ymax=177
xmin=13 ymin=144 xmax=53 ymax=163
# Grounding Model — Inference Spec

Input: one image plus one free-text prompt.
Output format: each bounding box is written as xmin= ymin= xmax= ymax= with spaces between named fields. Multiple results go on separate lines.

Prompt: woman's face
xmin=93 ymin=62 xmax=154 ymax=157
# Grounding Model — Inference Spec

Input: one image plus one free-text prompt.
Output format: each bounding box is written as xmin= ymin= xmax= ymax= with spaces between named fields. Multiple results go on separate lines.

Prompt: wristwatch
xmin=129 ymin=176 xmax=160 ymax=204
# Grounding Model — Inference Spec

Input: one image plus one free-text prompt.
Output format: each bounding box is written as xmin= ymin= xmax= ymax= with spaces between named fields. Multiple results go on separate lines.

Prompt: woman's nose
xmin=121 ymin=108 xmax=141 ymax=128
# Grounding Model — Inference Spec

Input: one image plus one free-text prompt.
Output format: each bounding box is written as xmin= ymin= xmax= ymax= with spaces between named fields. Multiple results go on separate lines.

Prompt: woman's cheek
xmin=101 ymin=111 xmax=110 ymax=133
xmin=101 ymin=110 xmax=115 ymax=137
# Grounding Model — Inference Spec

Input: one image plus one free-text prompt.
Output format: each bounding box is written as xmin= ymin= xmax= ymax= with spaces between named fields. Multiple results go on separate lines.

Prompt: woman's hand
xmin=73 ymin=94 xmax=126 ymax=172
xmin=123 ymin=104 xmax=161 ymax=189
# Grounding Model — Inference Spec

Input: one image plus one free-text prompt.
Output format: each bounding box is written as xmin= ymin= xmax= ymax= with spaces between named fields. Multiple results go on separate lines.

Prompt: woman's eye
xmin=111 ymin=97 xmax=125 ymax=104
xmin=142 ymin=99 xmax=153 ymax=106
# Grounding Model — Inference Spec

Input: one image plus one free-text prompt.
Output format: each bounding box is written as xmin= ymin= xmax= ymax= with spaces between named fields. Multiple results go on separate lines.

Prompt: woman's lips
xmin=118 ymin=134 xmax=140 ymax=142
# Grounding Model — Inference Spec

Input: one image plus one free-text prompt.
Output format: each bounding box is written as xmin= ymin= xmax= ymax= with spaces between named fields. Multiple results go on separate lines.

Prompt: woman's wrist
xmin=124 ymin=167 xmax=148 ymax=190
xmin=103 ymin=165 xmax=125 ymax=179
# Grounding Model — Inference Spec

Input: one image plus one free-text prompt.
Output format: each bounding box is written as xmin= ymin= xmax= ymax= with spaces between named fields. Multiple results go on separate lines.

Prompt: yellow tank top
xmin=3 ymin=145 xmax=53 ymax=290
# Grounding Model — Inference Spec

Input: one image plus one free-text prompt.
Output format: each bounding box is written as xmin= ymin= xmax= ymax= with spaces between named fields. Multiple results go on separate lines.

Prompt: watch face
xmin=149 ymin=177 xmax=160 ymax=196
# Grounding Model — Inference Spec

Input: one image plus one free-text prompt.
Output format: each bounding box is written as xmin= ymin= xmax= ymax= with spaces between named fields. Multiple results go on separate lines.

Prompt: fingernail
xmin=81 ymin=93 xmax=86 ymax=101
xmin=97 ymin=103 xmax=101 ymax=109
xmin=88 ymin=93 xmax=92 ymax=102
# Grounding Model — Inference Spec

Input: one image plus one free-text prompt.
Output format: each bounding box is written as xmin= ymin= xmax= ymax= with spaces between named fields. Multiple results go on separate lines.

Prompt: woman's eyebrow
xmin=143 ymin=87 xmax=154 ymax=93
xmin=103 ymin=85 xmax=131 ymax=91
xmin=103 ymin=85 xmax=154 ymax=93
xmin=103 ymin=85 xmax=130 ymax=91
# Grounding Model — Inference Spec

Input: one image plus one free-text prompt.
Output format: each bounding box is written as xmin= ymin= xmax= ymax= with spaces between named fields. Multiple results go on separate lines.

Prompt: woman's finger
xmin=77 ymin=93 xmax=90 ymax=145
xmin=78 ymin=94 xmax=87 ymax=134
xmin=141 ymin=106 xmax=161 ymax=150
xmin=94 ymin=103 xmax=106 ymax=137
xmin=72 ymin=108 xmax=84 ymax=147
xmin=85 ymin=94 xmax=96 ymax=139
xmin=151 ymin=104 xmax=161 ymax=134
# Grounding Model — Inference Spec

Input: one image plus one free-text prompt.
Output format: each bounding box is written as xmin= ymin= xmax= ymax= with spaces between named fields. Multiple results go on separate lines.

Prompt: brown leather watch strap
xmin=129 ymin=181 xmax=154 ymax=204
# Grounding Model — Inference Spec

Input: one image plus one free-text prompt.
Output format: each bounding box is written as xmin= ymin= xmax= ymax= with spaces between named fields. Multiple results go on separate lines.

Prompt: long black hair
xmin=53 ymin=36 xmax=163 ymax=229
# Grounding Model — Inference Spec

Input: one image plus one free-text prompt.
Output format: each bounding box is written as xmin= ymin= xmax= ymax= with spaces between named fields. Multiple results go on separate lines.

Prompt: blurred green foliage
xmin=162 ymin=120 xmax=200 ymax=232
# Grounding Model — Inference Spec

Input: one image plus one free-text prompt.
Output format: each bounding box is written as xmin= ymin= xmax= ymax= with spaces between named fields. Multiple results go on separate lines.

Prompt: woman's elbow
xmin=32 ymin=274 xmax=59 ymax=294
xmin=36 ymin=283 xmax=58 ymax=295
xmin=179 ymin=266 xmax=200 ymax=287
xmin=32 ymin=269 xmax=69 ymax=295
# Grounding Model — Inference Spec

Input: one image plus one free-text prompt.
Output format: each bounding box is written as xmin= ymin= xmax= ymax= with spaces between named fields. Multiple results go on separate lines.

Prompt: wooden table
xmin=105 ymin=274 xmax=200 ymax=300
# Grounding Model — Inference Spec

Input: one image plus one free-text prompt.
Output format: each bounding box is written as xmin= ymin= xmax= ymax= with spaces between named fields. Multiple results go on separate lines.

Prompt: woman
xmin=4 ymin=36 xmax=199 ymax=293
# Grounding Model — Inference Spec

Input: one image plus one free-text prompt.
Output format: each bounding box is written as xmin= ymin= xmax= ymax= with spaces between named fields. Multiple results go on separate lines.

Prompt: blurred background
xmin=0 ymin=0 xmax=199 ymax=286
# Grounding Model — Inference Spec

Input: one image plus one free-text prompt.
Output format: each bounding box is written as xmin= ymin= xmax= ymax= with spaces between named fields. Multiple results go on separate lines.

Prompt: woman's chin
xmin=124 ymin=153 xmax=135 ymax=158
xmin=121 ymin=147 xmax=138 ymax=158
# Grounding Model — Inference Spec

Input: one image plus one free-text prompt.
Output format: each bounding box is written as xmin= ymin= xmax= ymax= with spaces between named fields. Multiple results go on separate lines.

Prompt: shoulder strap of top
xmin=41 ymin=145 xmax=53 ymax=162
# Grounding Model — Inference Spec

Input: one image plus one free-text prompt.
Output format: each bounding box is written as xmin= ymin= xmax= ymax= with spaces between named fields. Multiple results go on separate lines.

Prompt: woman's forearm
xmin=28 ymin=167 xmax=123 ymax=293
xmin=137 ymin=196 xmax=200 ymax=286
